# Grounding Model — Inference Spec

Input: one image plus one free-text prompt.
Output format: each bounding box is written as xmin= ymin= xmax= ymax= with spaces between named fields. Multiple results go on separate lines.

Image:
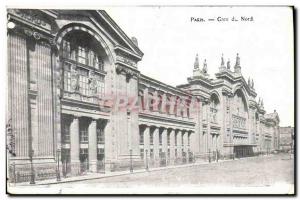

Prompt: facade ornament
xmin=235 ymin=53 xmax=240 ymax=67
xmin=227 ymin=59 xmax=231 ymax=70
xmin=202 ymin=59 xmax=207 ymax=74
xmin=116 ymin=64 xmax=137 ymax=82
xmin=70 ymin=64 xmax=80 ymax=92
xmin=234 ymin=53 xmax=241 ymax=73
xmin=221 ymin=54 xmax=225 ymax=68
xmin=131 ymin=37 xmax=138 ymax=47
xmin=88 ymin=71 xmax=98 ymax=95
xmin=116 ymin=65 xmax=123 ymax=74
xmin=194 ymin=54 xmax=199 ymax=69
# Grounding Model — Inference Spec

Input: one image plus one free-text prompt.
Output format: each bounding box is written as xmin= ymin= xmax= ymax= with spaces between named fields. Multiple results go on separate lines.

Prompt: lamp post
xmin=130 ymin=149 xmax=133 ymax=173
xmin=145 ymin=149 xmax=149 ymax=171
xmin=56 ymin=149 xmax=61 ymax=181
xmin=29 ymin=149 xmax=35 ymax=184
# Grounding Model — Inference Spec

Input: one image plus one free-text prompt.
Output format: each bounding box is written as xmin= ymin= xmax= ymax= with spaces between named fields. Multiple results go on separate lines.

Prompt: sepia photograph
xmin=5 ymin=6 xmax=295 ymax=195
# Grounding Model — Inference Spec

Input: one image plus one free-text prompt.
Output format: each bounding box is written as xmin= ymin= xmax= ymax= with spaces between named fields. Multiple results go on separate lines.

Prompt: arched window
xmin=61 ymin=30 xmax=106 ymax=98
xmin=233 ymin=89 xmax=248 ymax=117
xmin=232 ymin=89 xmax=248 ymax=129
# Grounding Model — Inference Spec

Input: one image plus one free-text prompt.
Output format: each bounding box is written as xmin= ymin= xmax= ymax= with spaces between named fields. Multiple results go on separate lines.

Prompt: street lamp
xmin=29 ymin=149 xmax=35 ymax=184
xmin=56 ymin=149 xmax=61 ymax=181
xmin=145 ymin=149 xmax=149 ymax=171
xmin=130 ymin=149 xmax=133 ymax=173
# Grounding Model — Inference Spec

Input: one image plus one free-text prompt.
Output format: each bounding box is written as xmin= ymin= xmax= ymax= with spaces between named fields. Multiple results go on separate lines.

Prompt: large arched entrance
xmin=57 ymin=25 xmax=111 ymax=175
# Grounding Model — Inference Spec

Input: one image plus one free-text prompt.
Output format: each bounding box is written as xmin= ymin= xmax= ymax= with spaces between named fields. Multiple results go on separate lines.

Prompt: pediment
xmin=49 ymin=10 xmax=143 ymax=60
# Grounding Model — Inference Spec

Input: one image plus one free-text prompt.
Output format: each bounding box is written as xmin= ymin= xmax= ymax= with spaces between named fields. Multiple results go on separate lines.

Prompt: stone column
xmin=169 ymin=129 xmax=175 ymax=165
xmin=183 ymin=130 xmax=188 ymax=152
xmin=70 ymin=116 xmax=80 ymax=174
xmin=177 ymin=130 xmax=183 ymax=158
xmin=104 ymin=119 xmax=113 ymax=172
xmin=88 ymin=119 xmax=97 ymax=172
xmin=153 ymin=127 xmax=160 ymax=166
xmin=143 ymin=126 xmax=150 ymax=164
xmin=197 ymin=100 xmax=203 ymax=154
xmin=162 ymin=128 xmax=168 ymax=158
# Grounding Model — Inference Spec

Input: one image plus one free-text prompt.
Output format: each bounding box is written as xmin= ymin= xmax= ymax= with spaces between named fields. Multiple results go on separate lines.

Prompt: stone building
xmin=6 ymin=9 xmax=280 ymax=182
xmin=279 ymin=126 xmax=294 ymax=152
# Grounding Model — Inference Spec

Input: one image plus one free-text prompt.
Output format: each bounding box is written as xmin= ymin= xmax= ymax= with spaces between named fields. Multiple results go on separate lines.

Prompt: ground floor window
xmin=97 ymin=148 xmax=105 ymax=161
xmin=150 ymin=149 xmax=154 ymax=159
xmin=140 ymin=149 xmax=144 ymax=159
xmin=80 ymin=148 xmax=89 ymax=172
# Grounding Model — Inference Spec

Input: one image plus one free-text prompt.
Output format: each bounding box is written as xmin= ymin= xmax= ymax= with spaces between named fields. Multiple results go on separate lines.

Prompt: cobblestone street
xmin=8 ymin=153 xmax=294 ymax=194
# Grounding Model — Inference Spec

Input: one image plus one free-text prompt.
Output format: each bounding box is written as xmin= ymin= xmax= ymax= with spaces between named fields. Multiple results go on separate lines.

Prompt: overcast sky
xmin=106 ymin=7 xmax=294 ymax=127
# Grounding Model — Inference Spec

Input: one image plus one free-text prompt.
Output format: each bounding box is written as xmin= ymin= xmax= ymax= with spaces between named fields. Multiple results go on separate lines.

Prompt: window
xmin=167 ymin=132 xmax=170 ymax=146
xmin=80 ymin=148 xmax=88 ymax=155
xmin=140 ymin=149 xmax=144 ymax=159
xmin=97 ymin=128 xmax=105 ymax=144
xmin=168 ymin=149 xmax=170 ymax=158
xmin=139 ymin=131 xmax=144 ymax=145
xmin=62 ymin=123 xmax=70 ymax=143
xmin=63 ymin=63 xmax=72 ymax=92
xmin=150 ymin=132 xmax=154 ymax=145
xmin=158 ymin=95 xmax=162 ymax=112
xmin=95 ymin=74 xmax=105 ymax=98
xmin=61 ymin=148 xmax=70 ymax=162
xmin=150 ymin=149 xmax=154 ymax=158
xmin=166 ymin=96 xmax=171 ymax=114
xmin=80 ymin=125 xmax=88 ymax=143
xmin=97 ymin=148 xmax=105 ymax=161
xmin=175 ymin=149 xmax=178 ymax=157
xmin=61 ymin=37 xmax=106 ymax=98
xmin=181 ymin=133 xmax=184 ymax=145
xmin=62 ymin=40 xmax=71 ymax=59
xmin=188 ymin=133 xmax=191 ymax=146
xmin=175 ymin=132 xmax=178 ymax=146
xmin=77 ymin=46 xmax=87 ymax=64
xmin=78 ymin=68 xmax=89 ymax=96
xmin=149 ymin=93 xmax=154 ymax=111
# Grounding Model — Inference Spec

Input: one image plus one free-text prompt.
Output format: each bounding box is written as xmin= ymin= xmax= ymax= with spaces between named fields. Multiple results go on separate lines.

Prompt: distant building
xmin=279 ymin=126 xmax=294 ymax=151
xmin=6 ymin=9 xmax=280 ymax=183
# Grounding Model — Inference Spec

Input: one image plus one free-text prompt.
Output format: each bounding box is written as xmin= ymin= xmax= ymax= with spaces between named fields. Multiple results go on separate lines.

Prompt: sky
xmin=105 ymin=6 xmax=294 ymax=127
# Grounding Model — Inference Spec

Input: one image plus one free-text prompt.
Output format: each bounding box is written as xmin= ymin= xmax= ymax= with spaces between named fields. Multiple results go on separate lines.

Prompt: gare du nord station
xmin=6 ymin=9 xmax=280 ymax=182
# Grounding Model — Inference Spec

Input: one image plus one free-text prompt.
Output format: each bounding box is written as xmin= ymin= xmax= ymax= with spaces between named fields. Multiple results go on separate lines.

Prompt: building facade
xmin=6 ymin=9 xmax=280 ymax=182
xmin=279 ymin=126 xmax=294 ymax=152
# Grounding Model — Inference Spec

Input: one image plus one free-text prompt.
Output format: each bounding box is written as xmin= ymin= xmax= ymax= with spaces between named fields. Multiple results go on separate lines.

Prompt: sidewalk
xmin=10 ymin=155 xmax=273 ymax=187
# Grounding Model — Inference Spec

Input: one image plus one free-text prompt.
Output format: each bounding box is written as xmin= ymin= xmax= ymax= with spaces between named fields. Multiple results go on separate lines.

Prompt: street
xmin=8 ymin=153 xmax=294 ymax=194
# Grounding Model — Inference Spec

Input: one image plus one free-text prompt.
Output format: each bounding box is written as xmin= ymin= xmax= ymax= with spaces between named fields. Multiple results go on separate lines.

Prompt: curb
xmin=10 ymin=155 xmax=275 ymax=186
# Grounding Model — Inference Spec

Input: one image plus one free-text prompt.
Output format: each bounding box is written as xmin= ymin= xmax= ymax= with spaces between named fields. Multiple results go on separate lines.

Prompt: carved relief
xmin=88 ymin=71 xmax=98 ymax=95
xmin=70 ymin=64 xmax=79 ymax=92
xmin=116 ymin=53 xmax=137 ymax=67
xmin=10 ymin=9 xmax=50 ymax=29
